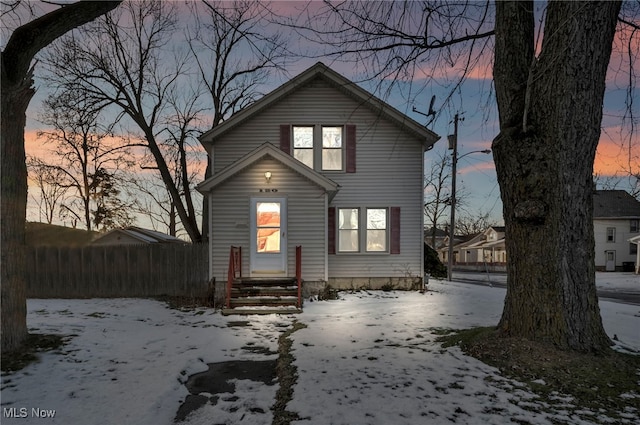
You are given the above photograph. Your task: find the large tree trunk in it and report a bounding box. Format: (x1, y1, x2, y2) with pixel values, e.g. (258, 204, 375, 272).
(1, 1, 121, 353)
(0, 67, 33, 353)
(492, 1, 621, 352)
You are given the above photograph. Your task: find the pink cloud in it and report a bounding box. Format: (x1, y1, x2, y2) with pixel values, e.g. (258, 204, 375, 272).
(457, 161, 495, 176)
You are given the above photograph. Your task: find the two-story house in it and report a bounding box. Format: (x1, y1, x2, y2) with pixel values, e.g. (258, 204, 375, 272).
(438, 226, 507, 272)
(593, 190, 640, 271)
(196, 63, 439, 307)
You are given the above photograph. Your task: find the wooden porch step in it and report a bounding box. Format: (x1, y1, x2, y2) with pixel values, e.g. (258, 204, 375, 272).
(231, 286, 298, 297)
(229, 297, 298, 307)
(224, 274, 302, 315)
(221, 307, 302, 316)
(234, 277, 297, 287)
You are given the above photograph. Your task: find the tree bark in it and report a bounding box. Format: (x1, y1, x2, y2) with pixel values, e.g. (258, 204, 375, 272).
(1, 1, 121, 353)
(492, 1, 621, 352)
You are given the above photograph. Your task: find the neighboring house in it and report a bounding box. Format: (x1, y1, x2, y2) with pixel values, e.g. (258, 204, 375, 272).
(438, 226, 506, 270)
(424, 227, 448, 249)
(91, 226, 187, 246)
(197, 62, 439, 293)
(629, 235, 640, 274)
(594, 190, 640, 272)
(437, 191, 640, 273)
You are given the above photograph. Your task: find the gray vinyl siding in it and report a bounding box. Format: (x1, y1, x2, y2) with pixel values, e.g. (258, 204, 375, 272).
(209, 157, 327, 283)
(329, 118, 424, 278)
(211, 77, 425, 280)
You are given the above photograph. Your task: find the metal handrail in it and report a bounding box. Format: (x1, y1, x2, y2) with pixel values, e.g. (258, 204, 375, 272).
(295, 245, 302, 308)
(226, 246, 242, 308)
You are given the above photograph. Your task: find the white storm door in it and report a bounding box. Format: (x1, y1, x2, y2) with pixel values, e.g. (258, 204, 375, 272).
(250, 197, 287, 276)
(605, 250, 616, 272)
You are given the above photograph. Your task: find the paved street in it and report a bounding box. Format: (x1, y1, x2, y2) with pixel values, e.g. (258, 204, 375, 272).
(450, 271, 640, 305)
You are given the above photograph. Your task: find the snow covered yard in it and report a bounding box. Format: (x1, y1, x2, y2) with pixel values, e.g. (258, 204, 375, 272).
(1, 276, 639, 425)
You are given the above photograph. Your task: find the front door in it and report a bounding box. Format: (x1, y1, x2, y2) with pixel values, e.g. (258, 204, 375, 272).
(605, 250, 616, 272)
(250, 197, 287, 276)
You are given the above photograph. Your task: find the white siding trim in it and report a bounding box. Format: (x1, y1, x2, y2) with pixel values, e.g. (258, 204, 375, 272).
(324, 193, 329, 281)
(208, 194, 214, 280)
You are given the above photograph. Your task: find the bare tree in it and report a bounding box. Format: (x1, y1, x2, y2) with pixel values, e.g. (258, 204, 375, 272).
(424, 151, 452, 248)
(455, 212, 498, 237)
(43, 0, 203, 242)
(27, 156, 69, 224)
(186, 0, 290, 238)
(293, 1, 637, 352)
(35, 90, 136, 231)
(1, 0, 121, 352)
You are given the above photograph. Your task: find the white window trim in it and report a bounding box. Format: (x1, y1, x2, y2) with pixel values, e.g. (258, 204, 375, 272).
(606, 227, 616, 243)
(337, 207, 360, 253)
(292, 124, 345, 172)
(336, 206, 391, 254)
(365, 207, 389, 253)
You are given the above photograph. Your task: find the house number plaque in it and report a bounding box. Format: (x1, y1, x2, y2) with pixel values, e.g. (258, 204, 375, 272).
(259, 188, 278, 192)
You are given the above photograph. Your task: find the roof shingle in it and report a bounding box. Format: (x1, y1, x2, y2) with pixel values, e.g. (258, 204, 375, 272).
(593, 190, 640, 218)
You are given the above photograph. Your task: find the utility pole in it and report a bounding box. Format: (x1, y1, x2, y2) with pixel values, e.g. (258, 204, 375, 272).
(447, 114, 460, 282)
(446, 114, 491, 282)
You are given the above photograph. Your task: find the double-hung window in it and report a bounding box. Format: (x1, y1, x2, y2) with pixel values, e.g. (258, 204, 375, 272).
(293, 126, 314, 168)
(338, 208, 359, 252)
(330, 206, 399, 255)
(322, 126, 343, 170)
(338, 207, 389, 253)
(606, 227, 616, 243)
(291, 125, 344, 171)
(366, 208, 387, 252)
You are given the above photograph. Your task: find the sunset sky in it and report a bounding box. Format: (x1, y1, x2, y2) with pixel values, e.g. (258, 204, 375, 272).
(14, 1, 640, 230)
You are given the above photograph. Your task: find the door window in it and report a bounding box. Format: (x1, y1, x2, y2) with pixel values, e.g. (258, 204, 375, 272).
(256, 202, 281, 253)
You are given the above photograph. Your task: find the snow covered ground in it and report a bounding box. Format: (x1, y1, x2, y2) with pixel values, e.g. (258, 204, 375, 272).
(1, 274, 638, 425)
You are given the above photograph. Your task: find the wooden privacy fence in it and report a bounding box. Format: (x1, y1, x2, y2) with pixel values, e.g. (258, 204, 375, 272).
(26, 244, 210, 298)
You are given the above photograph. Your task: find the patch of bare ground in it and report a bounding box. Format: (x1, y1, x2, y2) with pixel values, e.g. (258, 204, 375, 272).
(272, 321, 307, 425)
(438, 327, 640, 423)
(1, 334, 65, 373)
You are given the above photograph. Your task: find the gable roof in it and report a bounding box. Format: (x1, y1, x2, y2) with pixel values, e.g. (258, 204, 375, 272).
(196, 142, 340, 198)
(593, 190, 640, 218)
(91, 226, 186, 245)
(199, 62, 439, 149)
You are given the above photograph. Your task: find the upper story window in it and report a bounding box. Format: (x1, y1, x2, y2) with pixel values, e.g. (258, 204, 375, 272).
(322, 127, 343, 170)
(292, 125, 344, 171)
(293, 126, 314, 168)
(284, 124, 355, 173)
(606, 227, 616, 243)
(631, 219, 639, 233)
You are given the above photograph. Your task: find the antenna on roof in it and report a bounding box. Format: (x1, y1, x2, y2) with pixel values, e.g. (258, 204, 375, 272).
(413, 95, 437, 127)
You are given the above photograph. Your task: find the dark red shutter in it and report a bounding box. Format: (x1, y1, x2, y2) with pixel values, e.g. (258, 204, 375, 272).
(280, 125, 291, 154)
(345, 124, 356, 173)
(328, 207, 336, 254)
(390, 207, 400, 254)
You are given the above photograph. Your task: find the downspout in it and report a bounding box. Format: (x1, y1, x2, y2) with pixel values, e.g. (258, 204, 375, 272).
(208, 146, 215, 282)
(324, 193, 329, 282)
